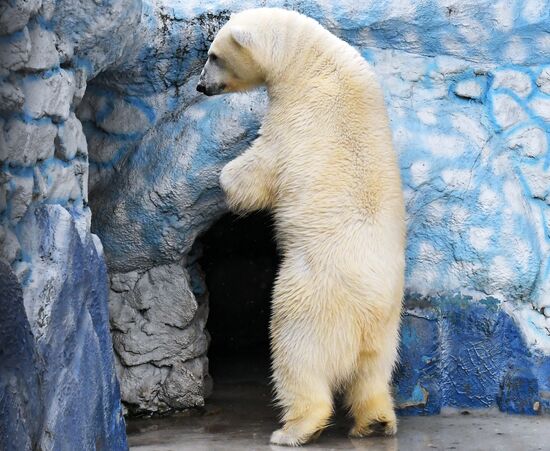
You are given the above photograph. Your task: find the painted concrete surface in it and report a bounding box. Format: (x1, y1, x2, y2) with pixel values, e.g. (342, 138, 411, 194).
(127, 379, 550, 451)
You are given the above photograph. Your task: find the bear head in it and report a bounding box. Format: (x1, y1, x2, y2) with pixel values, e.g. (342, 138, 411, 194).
(197, 8, 306, 96)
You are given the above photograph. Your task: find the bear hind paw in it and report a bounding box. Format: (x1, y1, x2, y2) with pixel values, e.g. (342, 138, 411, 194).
(349, 417, 397, 438)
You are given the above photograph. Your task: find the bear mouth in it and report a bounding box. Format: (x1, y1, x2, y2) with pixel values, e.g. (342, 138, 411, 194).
(196, 83, 226, 96)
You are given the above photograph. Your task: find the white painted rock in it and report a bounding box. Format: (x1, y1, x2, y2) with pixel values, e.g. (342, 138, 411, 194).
(454, 79, 484, 100)
(0, 27, 31, 72)
(22, 69, 75, 120)
(536, 67, 550, 95)
(491, 92, 528, 129)
(506, 126, 547, 158)
(2, 118, 57, 165)
(25, 23, 59, 71)
(529, 96, 550, 122)
(0, 0, 41, 35)
(492, 69, 532, 97)
(55, 113, 87, 161)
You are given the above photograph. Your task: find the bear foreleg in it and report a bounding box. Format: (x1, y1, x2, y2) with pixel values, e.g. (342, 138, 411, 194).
(219, 141, 275, 213)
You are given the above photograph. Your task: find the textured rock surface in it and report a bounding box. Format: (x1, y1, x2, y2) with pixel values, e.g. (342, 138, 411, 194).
(82, 0, 550, 416)
(0, 260, 41, 451)
(0, 0, 139, 447)
(17, 206, 127, 449)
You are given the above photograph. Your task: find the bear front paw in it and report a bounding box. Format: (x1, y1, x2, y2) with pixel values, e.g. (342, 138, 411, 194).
(219, 169, 229, 192)
(349, 415, 397, 438)
(219, 160, 242, 209)
(219, 160, 238, 194)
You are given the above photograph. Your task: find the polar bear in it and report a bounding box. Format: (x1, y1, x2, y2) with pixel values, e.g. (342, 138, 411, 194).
(197, 8, 405, 446)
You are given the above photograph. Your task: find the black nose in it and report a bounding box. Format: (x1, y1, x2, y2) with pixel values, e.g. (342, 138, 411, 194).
(196, 83, 206, 93)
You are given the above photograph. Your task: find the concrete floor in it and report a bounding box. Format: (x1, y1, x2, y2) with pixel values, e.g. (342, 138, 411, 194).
(127, 377, 550, 451)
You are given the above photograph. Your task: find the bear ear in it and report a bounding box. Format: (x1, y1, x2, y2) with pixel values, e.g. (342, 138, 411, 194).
(231, 26, 254, 48)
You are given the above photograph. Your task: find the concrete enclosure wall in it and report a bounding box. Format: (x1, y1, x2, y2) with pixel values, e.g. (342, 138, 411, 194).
(1, 0, 550, 448)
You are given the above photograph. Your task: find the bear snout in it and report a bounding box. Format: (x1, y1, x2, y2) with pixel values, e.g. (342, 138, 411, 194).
(196, 82, 206, 93)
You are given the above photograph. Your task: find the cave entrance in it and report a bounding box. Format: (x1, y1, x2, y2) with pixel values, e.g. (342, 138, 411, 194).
(199, 211, 279, 384)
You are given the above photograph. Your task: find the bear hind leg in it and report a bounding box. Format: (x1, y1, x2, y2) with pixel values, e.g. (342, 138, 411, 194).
(270, 370, 333, 446)
(270, 397, 333, 446)
(346, 350, 397, 438)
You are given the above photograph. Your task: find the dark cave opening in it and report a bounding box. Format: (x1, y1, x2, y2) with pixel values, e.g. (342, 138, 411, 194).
(199, 212, 279, 383)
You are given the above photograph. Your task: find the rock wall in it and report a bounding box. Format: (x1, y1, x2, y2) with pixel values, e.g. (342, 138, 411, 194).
(0, 0, 141, 447)
(85, 0, 550, 416)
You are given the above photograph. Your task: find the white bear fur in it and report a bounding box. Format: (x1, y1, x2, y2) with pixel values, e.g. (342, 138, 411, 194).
(205, 8, 406, 446)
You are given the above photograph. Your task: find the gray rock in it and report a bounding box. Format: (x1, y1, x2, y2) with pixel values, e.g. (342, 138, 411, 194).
(2, 118, 57, 165)
(134, 265, 198, 328)
(116, 362, 169, 414)
(108, 263, 210, 414)
(55, 113, 87, 161)
(115, 347, 210, 415)
(0, 26, 31, 71)
(0, 0, 41, 36)
(0, 79, 24, 112)
(7, 174, 33, 222)
(110, 264, 203, 366)
(160, 356, 211, 410)
(22, 69, 75, 120)
(25, 23, 59, 71)
(110, 270, 141, 293)
(96, 96, 153, 135)
(72, 68, 87, 105)
(0, 228, 20, 263)
(40, 159, 83, 202)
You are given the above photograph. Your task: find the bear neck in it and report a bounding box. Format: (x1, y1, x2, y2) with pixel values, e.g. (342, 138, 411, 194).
(265, 44, 370, 104)
(264, 21, 369, 102)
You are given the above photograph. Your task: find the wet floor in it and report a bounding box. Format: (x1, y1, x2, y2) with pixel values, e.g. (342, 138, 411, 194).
(127, 377, 550, 451)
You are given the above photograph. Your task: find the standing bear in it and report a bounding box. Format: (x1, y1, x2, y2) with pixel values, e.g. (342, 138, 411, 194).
(197, 7, 405, 446)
